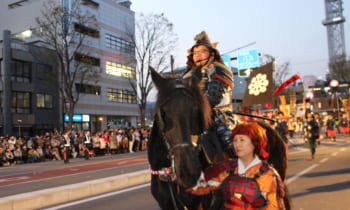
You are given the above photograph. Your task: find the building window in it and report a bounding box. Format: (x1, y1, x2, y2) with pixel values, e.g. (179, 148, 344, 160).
(36, 63, 54, 81)
(12, 91, 31, 114)
(36, 93, 53, 109)
(106, 61, 135, 79)
(107, 88, 137, 104)
(74, 23, 100, 38)
(105, 34, 134, 55)
(11, 60, 31, 83)
(75, 53, 100, 66)
(76, 83, 101, 95)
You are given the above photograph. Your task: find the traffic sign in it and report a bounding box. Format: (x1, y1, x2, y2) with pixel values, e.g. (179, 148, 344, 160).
(238, 68, 251, 77)
(237, 49, 260, 70)
(221, 54, 231, 69)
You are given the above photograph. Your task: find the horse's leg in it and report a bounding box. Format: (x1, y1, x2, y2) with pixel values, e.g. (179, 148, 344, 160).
(199, 190, 223, 210)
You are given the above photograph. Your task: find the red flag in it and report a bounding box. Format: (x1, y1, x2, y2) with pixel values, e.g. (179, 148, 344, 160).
(273, 74, 301, 96)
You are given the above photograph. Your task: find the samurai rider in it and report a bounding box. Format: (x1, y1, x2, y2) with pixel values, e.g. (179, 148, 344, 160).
(183, 31, 235, 156)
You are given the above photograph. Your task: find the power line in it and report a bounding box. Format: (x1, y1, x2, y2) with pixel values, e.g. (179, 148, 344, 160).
(221, 41, 257, 55)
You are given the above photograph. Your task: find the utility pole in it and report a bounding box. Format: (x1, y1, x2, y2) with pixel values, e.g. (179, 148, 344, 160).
(170, 55, 174, 73)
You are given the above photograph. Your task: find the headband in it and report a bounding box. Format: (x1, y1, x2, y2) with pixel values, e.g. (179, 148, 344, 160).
(233, 130, 254, 140)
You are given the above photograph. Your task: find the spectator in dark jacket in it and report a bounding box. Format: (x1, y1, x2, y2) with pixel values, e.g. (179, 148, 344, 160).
(305, 113, 320, 160)
(276, 112, 288, 145)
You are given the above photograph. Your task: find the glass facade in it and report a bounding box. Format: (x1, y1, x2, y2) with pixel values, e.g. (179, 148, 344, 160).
(105, 33, 134, 55)
(107, 88, 136, 104)
(106, 61, 135, 79)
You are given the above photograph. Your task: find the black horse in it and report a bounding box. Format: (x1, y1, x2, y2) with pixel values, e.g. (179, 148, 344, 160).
(148, 67, 290, 210)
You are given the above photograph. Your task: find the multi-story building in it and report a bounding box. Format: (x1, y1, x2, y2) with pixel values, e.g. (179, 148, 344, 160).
(0, 0, 137, 136)
(0, 31, 60, 136)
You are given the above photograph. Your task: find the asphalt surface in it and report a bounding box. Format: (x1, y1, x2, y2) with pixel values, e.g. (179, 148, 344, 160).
(0, 151, 150, 210)
(0, 134, 348, 210)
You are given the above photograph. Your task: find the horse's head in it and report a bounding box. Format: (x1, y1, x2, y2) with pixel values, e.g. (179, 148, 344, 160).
(149, 66, 212, 188)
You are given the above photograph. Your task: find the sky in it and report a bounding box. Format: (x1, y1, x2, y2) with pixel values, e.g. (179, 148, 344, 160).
(131, 0, 350, 80)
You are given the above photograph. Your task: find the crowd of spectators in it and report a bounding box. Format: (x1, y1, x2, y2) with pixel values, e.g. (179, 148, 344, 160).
(267, 111, 350, 142)
(240, 111, 350, 143)
(2, 112, 348, 167)
(0, 127, 151, 167)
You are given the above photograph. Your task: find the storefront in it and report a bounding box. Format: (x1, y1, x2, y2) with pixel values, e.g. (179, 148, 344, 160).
(64, 114, 91, 131)
(63, 114, 137, 132)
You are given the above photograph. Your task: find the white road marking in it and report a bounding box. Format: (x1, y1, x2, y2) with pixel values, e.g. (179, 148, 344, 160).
(286, 145, 347, 185)
(319, 158, 328, 163)
(0, 176, 30, 182)
(286, 164, 319, 185)
(43, 183, 151, 210)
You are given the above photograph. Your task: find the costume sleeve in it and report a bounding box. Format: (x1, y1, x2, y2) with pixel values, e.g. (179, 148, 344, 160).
(206, 62, 233, 107)
(205, 160, 236, 180)
(258, 169, 286, 210)
(187, 160, 235, 196)
(186, 171, 228, 195)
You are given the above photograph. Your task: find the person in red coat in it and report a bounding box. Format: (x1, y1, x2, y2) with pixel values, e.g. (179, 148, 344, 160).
(188, 122, 289, 209)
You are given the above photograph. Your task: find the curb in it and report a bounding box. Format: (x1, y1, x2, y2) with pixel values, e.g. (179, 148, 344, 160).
(0, 170, 150, 210)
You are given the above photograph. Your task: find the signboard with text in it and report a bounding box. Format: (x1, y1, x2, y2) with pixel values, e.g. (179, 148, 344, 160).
(221, 54, 231, 69)
(237, 49, 260, 70)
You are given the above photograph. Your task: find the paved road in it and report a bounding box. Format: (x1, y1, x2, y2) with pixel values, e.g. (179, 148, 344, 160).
(43, 136, 350, 210)
(0, 151, 148, 198)
(1, 135, 349, 210)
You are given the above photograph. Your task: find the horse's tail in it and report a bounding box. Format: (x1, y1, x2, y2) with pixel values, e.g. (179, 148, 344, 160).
(257, 121, 291, 210)
(257, 121, 288, 180)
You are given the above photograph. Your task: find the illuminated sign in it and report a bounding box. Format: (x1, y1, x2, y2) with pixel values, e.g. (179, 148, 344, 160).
(64, 114, 90, 122)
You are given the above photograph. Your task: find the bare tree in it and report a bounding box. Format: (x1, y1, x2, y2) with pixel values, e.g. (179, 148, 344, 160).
(329, 54, 350, 83)
(126, 13, 178, 126)
(35, 0, 100, 130)
(275, 62, 290, 86)
(260, 54, 290, 87)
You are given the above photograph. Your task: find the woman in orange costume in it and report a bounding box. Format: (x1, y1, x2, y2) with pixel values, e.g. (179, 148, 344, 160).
(194, 122, 289, 209)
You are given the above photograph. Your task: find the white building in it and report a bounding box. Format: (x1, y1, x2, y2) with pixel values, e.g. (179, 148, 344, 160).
(0, 0, 137, 133)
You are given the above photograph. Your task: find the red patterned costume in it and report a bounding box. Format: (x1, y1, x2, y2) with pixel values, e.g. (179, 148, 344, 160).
(186, 121, 289, 209)
(203, 159, 285, 210)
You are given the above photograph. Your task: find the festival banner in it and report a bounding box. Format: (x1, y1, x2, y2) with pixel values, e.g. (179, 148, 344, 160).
(242, 62, 273, 107)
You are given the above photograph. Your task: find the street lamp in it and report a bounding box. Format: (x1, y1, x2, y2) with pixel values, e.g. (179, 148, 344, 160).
(304, 91, 314, 117)
(17, 119, 22, 137)
(330, 79, 341, 120)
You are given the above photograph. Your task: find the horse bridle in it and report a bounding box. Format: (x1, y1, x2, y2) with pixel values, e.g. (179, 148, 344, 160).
(151, 79, 205, 210)
(151, 79, 203, 175)
(156, 80, 202, 156)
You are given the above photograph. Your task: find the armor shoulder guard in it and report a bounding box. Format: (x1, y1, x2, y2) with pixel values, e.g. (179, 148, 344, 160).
(213, 62, 234, 88)
(206, 62, 233, 107)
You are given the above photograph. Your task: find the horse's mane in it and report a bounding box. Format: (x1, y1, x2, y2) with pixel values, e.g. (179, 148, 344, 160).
(155, 74, 212, 131)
